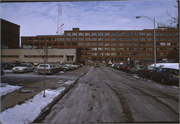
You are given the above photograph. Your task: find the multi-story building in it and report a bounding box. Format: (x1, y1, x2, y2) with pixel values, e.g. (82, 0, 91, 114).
(1, 18, 20, 49)
(21, 27, 179, 63)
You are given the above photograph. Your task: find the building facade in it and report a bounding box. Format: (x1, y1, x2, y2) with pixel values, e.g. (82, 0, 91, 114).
(1, 18, 20, 49)
(21, 27, 179, 63)
(1, 49, 80, 64)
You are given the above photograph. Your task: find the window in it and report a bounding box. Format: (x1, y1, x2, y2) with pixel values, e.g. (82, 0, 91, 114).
(98, 43, 103, 46)
(167, 33, 172, 36)
(118, 48, 124, 51)
(85, 38, 90, 41)
(59, 43, 64, 46)
(147, 38, 153, 41)
(174, 38, 179, 41)
(79, 38, 84, 41)
(118, 43, 124, 46)
(79, 43, 84, 46)
(92, 48, 97, 51)
(160, 43, 166, 46)
(132, 38, 138, 41)
(98, 53, 103, 56)
(66, 38, 71, 41)
(111, 53, 116, 56)
(111, 32, 116, 36)
(53, 38, 58, 41)
(167, 43, 172, 46)
(34, 43, 39, 46)
(140, 38, 145, 41)
(72, 33, 77, 36)
(92, 43, 97, 46)
(105, 48, 110, 51)
(85, 52, 90, 55)
(67, 56, 74, 61)
(92, 38, 97, 41)
(156, 43, 160, 45)
(111, 48, 116, 51)
(105, 53, 110, 56)
(125, 32, 131, 36)
(72, 38, 77, 41)
(140, 33, 146, 36)
(53, 43, 58, 46)
(174, 32, 179, 36)
(85, 43, 90, 46)
(161, 48, 166, 51)
(133, 33, 138, 36)
(118, 38, 124, 41)
(28, 38, 33, 41)
(79, 33, 84, 36)
(125, 43, 131, 46)
(133, 52, 138, 55)
(125, 53, 131, 55)
(140, 53, 146, 56)
(98, 48, 103, 51)
(105, 33, 110, 36)
(133, 47, 138, 51)
(92, 33, 97, 36)
(147, 48, 153, 51)
(161, 33, 166, 36)
(111, 43, 116, 46)
(111, 38, 116, 41)
(22, 38, 27, 41)
(118, 32, 124, 36)
(98, 33, 103, 36)
(156, 38, 159, 41)
(167, 38, 172, 41)
(167, 48, 172, 51)
(85, 33, 90, 36)
(85, 48, 90, 51)
(125, 47, 131, 51)
(147, 43, 153, 46)
(105, 38, 110, 41)
(125, 38, 131, 41)
(140, 48, 146, 51)
(105, 43, 110, 46)
(174, 43, 179, 46)
(147, 53, 153, 56)
(147, 33, 153, 36)
(34, 38, 39, 41)
(118, 52, 124, 55)
(92, 53, 97, 56)
(66, 43, 71, 46)
(160, 53, 166, 56)
(161, 38, 166, 41)
(140, 43, 146, 46)
(47, 38, 51, 41)
(66, 33, 71, 36)
(47, 43, 51, 46)
(132, 43, 138, 46)
(98, 38, 103, 41)
(156, 33, 159, 36)
(72, 43, 77, 46)
(59, 38, 64, 41)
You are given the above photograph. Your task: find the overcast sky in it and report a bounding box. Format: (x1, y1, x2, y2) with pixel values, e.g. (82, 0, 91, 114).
(0, 0, 178, 37)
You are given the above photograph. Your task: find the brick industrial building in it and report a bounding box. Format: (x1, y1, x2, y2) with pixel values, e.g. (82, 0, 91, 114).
(21, 27, 179, 63)
(1, 18, 20, 49)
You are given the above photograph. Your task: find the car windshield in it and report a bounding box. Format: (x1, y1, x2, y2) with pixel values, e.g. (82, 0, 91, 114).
(168, 69, 179, 75)
(39, 65, 49, 67)
(17, 64, 27, 67)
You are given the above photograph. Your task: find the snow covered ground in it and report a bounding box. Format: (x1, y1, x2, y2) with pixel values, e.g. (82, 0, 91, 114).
(0, 83, 22, 96)
(0, 80, 75, 124)
(150, 63, 179, 70)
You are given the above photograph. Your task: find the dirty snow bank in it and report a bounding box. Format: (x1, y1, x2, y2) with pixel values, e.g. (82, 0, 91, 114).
(0, 87, 66, 124)
(150, 63, 179, 70)
(0, 84, 22, 96)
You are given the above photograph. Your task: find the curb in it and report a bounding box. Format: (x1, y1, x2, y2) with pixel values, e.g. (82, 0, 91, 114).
(33, 70, 88, 123)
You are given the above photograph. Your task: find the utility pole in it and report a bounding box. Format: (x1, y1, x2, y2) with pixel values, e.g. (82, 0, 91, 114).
(56, 2, 64, 35)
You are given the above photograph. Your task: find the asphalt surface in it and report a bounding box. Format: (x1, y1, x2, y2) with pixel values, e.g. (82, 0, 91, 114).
(43, 65, 179, 123)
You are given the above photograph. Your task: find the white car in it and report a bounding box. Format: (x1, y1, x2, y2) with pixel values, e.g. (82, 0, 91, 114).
(12, 63, 34, 73)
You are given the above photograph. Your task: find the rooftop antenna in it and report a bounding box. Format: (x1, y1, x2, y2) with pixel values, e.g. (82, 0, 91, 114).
(56, 2, 64, 35)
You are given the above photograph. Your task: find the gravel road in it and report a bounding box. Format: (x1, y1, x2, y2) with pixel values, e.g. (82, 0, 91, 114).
(43, 65, 179, 123)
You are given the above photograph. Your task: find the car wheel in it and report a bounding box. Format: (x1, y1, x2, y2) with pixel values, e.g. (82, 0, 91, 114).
(161, 77, 166, 84)
(24, 70, 27, 73)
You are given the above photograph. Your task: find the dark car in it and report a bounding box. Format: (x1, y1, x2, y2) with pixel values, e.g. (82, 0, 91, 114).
(77, 63, 83, 67)
(4, 62, 13, 69)
(1, 61, 5, 70)
(95, 63, 100, 67)
(122, 64, 133, 73)
(11, 61, 21, 67)
(151, 68, 179, 84)
(120, 65, 126, 71)
(138, 66, 157, 78)
(1, 69, 4, 76)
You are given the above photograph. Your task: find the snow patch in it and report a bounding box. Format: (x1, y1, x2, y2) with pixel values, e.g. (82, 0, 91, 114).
(3, 70, 12, 72)
(0, 84, 22, 96)
(0, 87, 65, 124)
(63, 80, 74, 85)
(59, 71, 64, 74)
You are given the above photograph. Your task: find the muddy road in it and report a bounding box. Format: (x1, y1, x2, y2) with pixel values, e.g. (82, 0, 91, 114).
(43, 65, 179, 123)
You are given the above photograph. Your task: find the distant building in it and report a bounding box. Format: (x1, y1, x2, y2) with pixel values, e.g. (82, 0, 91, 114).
(1, 18, 20, 49)
(21, 27, 179, 63)
(1, 49, 81, 64)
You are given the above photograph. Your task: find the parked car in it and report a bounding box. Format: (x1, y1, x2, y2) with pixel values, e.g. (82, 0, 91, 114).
(33, 62, 40, 66)
(4, 62, 13, 69)
(138, 66, 158, 78)
(130, 65, 145, 74)
(122, 64, 133, 73)
(36, 64, 58, 74)
(1, 61, 5, 70)
(119, 65, 126, 71)
(77, 63, 83, 67)
(1, 69, 4, 76)
(95, 63, 100, 67)
(11, 61, 21, 67)
(151, 68, 179, 84)
(12, 63, 34, 73)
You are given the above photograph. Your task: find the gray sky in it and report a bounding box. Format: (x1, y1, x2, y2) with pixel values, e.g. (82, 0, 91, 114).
(1, 0, 178, 37)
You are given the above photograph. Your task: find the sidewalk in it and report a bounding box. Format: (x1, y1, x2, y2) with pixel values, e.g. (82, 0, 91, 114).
(0, 66, 90, 124)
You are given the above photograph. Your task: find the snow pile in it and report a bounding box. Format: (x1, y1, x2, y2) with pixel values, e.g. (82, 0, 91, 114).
(0, 84, 22, 96)
(63, 80, 74, 85)
(3, 70, 12, 72)
(150, 63, 179, 70)
(0, 87, 65, 124)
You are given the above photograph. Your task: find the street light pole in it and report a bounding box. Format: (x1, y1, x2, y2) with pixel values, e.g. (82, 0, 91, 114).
(136, 16, 156, 67)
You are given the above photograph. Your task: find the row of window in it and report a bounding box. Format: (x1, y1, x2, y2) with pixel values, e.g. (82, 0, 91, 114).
(24, 55, 64, 58)
(84, 57, 154, 61)
(65, 32, 178, 36)
(22, 37, 179, 42)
